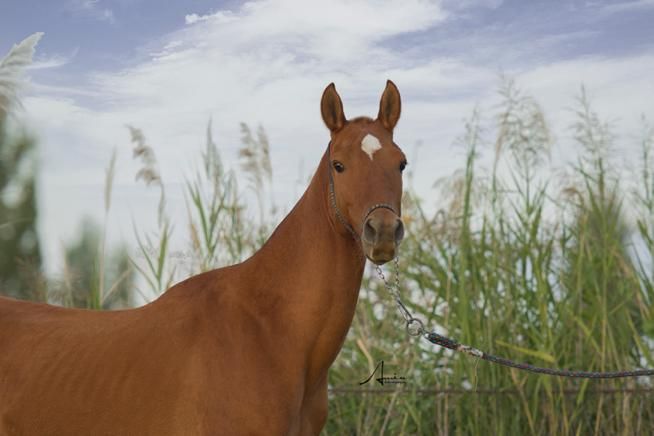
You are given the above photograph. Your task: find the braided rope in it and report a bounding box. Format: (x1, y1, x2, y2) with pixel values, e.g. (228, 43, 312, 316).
(425, 332, 654, 378)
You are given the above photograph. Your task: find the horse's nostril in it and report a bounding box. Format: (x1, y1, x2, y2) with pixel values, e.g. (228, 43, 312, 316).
(394, 219, 405, 243)
(363, 218, 377, 242)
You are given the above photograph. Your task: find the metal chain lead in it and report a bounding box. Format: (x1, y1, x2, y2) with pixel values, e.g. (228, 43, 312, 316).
(374, 258, 654, 378)
(375, 257, 425, 337)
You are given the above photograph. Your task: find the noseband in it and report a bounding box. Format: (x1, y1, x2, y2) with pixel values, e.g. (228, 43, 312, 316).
(326, 142, 398, 240)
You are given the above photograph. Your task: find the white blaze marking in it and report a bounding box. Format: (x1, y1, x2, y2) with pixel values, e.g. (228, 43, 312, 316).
(361, 134, 382, 160)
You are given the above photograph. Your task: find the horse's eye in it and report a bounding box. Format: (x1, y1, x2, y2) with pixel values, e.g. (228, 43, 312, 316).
(333, 161, 345, 173)
(399, 160, 408, 172)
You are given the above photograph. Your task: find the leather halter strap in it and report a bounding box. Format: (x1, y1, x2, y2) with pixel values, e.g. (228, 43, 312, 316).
(326, 142, 398, 240)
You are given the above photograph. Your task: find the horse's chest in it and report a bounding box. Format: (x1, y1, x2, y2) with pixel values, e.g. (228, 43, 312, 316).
(194, 356, 308, 434)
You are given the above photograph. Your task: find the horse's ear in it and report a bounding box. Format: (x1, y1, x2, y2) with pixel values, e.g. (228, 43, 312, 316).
(377, 80, 401, 131)
(321, 83, 346, 132)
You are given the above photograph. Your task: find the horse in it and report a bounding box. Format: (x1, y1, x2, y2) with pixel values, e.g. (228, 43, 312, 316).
(0, 80, 407, 435)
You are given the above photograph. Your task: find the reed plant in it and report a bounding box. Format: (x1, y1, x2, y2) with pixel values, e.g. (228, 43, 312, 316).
(0, 33, 44, 301)
(129, 120, 277, 300)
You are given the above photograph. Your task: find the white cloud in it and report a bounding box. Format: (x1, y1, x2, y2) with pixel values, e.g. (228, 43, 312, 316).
(184, 12, 229, 25)
(443, 0, 504, 10)
(67, 0, 115, 23)
(517, 54, 654, 138)
(597, 0, 654, 14)
(21, 0, 654, 275)
(178, 0, 446, 62)
(29, 48, 78, 70)
(27, 0, 452, 272)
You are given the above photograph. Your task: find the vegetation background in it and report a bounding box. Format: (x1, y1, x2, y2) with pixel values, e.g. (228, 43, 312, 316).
(2, 34, 654, 435)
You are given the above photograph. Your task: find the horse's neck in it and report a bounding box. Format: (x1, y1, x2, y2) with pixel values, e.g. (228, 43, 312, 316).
(243, 150, 366, 378)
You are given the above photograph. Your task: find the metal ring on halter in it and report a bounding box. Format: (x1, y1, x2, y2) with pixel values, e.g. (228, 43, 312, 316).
(406, 318, 425, 337)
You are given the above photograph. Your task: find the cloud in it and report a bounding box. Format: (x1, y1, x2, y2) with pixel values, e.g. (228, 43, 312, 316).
(597, 0, 654, 14)
(443, 0, 504, 10)
(516, 54, 654, 154)
(32, 0, 459, 192)
(21, 0, 654, 274)
(28, 48, 78, 70)
(180, 0, 446, 62)
(67, 0, 115, 23)
(184, 12, 226, 25)
(24, 0, 455, 271)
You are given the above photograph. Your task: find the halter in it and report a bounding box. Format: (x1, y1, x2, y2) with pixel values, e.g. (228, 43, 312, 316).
(326, 141, 398, 241)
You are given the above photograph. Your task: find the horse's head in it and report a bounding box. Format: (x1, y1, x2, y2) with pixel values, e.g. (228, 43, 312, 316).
(321, 80, 406, 265)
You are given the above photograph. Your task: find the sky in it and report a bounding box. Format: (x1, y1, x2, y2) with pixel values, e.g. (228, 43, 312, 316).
(1, 0, 653, 277)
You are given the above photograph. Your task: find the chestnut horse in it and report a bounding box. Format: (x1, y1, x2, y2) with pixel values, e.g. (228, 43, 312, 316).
(0, 81, 407, 435)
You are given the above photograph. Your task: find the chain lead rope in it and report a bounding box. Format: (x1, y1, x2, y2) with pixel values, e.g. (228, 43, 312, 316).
(375, 258, 654, 379)
(375, 258, 426, 338)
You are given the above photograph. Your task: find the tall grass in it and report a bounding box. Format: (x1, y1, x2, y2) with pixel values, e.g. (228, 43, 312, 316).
(0, 32, 43, 120)
(0, 33, 44, 301)
(129, 120, 277, 298)
(186, 119, 269, 272)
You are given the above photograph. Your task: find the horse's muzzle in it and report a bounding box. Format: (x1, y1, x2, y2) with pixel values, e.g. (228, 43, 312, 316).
(361, 208, 404, 265)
